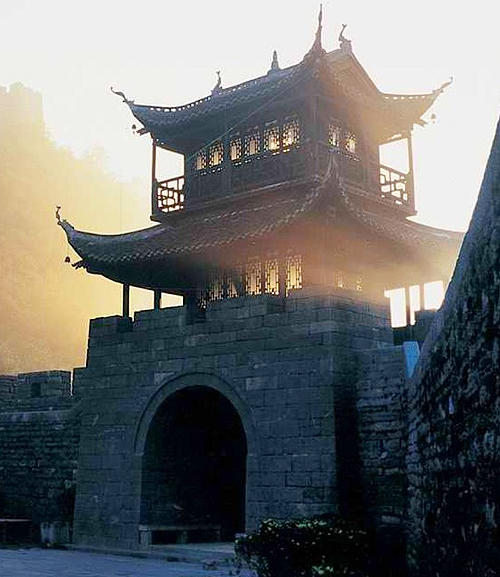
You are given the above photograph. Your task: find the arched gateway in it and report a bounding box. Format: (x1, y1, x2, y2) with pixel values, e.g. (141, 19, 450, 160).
(134, 374, 253, 544)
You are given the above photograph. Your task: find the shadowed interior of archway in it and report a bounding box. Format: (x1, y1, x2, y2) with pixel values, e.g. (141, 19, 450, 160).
(140, 385, 247, 543)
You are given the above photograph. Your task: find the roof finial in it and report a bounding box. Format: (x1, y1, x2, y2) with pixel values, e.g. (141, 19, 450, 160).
(338, 24, 352, 52)
(55, 205, 62, 224)
(314, 4, 323, 51)
(433, 76, 453, 95)
(110, 87, 133, 104)
(268, 50, 281, 74)
(303, 4, 326, 62)
(211, 71, 223, 95)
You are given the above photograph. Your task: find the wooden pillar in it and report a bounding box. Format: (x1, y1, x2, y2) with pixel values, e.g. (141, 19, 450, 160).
(151, 140, 157, 214)
(406, 131, 416, 212)
(278, 255, 287, 298)
(153, 290, 161, 310)
(122, 284, 130, 318)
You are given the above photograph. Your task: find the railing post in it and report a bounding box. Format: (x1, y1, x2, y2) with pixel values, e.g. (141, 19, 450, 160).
(151, 140, 157, 214)
(153, 290, 161, 310)
(405, 131, 416, 212)
(122, 284, 130, 318)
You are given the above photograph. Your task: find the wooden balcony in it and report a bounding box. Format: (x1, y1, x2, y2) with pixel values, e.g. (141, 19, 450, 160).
(154, 175, 185, 213)
(379, 164, 411, 208)
(152, 153, 413, 216)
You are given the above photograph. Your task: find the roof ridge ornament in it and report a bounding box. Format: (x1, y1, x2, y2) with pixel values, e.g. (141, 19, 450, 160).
(338, 24, 352, 52)
(302, 5, 326, 63)
(433, 76, 453, 95)
(110, 87, 134, 104)
(268, 50, 281, 74)
(211, 71, 223, 96)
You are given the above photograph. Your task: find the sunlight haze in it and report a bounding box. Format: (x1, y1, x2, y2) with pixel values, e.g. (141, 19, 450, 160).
(1, 0, 499, 372)
(2, 1, 499, 231)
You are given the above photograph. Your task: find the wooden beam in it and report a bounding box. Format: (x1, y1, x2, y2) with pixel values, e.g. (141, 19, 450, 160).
(153, 290, 162, 310)
(122, 284, 130, 318)
(405, 131, 416, 212)
(151, 140, 157, 214)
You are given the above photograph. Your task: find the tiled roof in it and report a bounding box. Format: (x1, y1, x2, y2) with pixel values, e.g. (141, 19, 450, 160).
(61, 174, 462, 276)
(124, 49, 446, 146)
(128, 64, 304, 134)
(61, 181, 323, 268)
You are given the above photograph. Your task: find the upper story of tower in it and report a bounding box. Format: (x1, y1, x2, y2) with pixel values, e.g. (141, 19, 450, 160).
(115, 15, 449, 221)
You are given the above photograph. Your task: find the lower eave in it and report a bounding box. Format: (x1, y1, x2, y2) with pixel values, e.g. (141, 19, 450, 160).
(60, 174, 463, 291)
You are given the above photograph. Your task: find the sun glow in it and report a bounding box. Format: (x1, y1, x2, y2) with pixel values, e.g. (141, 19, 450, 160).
(385, 281, 445, 328)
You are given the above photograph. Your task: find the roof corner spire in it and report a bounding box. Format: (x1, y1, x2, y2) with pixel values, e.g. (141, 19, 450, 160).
(110, 87, 134, 104)
(433, 76, 453, 95)
(338, 24, 352, 52)
(211, 71, 223, 96)
(314, 4, 323, 52)
(268, 50, 281, 74)
(302, 4, 326, 63)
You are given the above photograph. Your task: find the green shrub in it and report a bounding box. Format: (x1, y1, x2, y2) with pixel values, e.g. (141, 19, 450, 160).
(235, 515, 372, 577)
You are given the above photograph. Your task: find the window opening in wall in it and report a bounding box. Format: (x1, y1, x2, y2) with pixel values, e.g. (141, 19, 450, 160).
(245, 261, 262, 295)
(385, 281, 445, 327)
(286, 255, 302, 293)
(355, 275, 363, 292)
(282, 116, 300, 151)
(264, 259, 279, 294)
(195, 150, 206, 171)
(264, 121, 280, 153)
(230, 135, 242, 162)
(209, 142, 224, 167)
(345, 132, 357, 153)
(328, 124, 341, 148)
(245, 128, 261, 157)
(336, 271, 345, 289)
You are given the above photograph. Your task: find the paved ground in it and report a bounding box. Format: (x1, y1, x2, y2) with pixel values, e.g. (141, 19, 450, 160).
(0, 547, 255, 577)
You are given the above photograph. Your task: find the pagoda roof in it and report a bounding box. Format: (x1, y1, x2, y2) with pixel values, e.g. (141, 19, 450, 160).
(121, 45, 449, 150)
(59, 168, 463, 291)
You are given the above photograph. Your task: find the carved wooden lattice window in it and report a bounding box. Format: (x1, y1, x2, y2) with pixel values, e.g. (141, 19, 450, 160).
(245, 128, 261, 157)
(328, 124, 341, 148)
(230, 135, 242, 162)
(345, 132, 357, 153)
(264, 259, 279, 294)
(245, 261, 262, 295)
(209, 141, 224, 167)
(209, 273, 225, 301)
(231, 265, 245, 297)
(282, 116, 300, 151)
(286, 255, 302, 293)
(195, 150, 206, 170)
(264, 121, 280, 153)
(227, 274, 239, 298)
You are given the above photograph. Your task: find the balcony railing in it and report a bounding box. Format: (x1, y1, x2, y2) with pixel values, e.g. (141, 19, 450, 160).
(155, 175, 185, 212)
(379, 164, 410, 207)
(153, 157, 413, 215)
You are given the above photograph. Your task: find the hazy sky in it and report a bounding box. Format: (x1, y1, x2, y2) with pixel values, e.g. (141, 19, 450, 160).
(2, 0, 500, 232)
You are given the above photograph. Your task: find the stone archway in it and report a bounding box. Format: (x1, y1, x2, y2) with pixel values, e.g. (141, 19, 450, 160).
(137, 377, 250, 543)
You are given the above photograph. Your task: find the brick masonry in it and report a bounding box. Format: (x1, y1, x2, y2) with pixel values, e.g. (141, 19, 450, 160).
(71, 289, 396, 549)
(406, 116, 500, 576)
(0, 371, 80, 523)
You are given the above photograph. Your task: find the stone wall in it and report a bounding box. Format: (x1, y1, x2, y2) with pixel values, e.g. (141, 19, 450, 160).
(0, 371, 80, 525)
(407, 117, 500, 576)
(357, 346, 406, 528)
(356, 346, 408, 575)
(72, 290, 393, 549)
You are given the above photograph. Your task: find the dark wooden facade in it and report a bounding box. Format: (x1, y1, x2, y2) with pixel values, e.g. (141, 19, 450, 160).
(61, 20, 461, 314)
